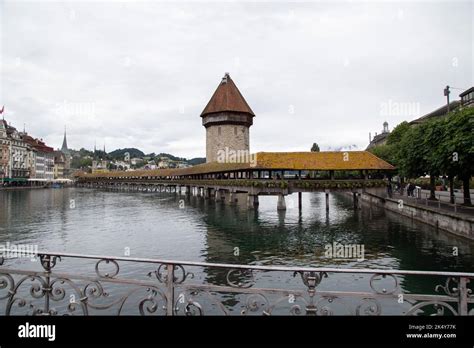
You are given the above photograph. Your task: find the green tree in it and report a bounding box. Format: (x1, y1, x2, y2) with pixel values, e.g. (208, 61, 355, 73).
(369, 144, 396, 166)
(386, 121, 410, 145)
(395, 108, 473, 205)
(368, 121, 410, 170)
(442, 108, 474, 205)
(396, 123, 428, 179)
(430, 116, 456, 202)
(131, 160, 145, 169)
(311, 143, 320, 152)
(422, 118, 445, 200)
(80, 158, 92, 168)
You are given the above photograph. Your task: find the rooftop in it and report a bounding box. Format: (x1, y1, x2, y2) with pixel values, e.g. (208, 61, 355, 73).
(409, 100, 461, 125)
(200, 73, 255, 117)
(78, 151, 395, 178)
(22, 135, 54, 153)
(459, 86, 474, 98)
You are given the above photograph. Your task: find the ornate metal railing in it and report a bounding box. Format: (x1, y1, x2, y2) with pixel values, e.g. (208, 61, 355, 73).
(0, 250, 472, 316)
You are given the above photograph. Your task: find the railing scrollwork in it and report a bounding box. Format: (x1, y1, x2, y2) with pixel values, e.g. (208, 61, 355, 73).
(0, 249, 472, 316)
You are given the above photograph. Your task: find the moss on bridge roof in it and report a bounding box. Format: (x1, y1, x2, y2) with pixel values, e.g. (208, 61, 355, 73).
(77, 151, 395, 179)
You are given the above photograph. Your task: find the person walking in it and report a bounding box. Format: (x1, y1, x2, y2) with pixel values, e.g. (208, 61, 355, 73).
(387, 181, 393, 198)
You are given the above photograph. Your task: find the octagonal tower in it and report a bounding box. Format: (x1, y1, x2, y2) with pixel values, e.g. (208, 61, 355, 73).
(201, 73, 255, 163)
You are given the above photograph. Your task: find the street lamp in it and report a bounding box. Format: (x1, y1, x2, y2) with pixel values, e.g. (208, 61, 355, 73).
(444, 85, 451, 113)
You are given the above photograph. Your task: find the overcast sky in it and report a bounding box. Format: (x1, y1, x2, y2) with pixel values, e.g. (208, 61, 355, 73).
(1, 0, 472, 158)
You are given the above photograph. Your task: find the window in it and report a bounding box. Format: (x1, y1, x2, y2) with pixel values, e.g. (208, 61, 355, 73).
(218, 127, 221, 136)
(234, 127, 237, 135)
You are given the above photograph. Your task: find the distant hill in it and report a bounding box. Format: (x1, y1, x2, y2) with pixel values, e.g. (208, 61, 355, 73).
(156, 153, 186, 162)
(81, 147, 205, 166)
(155, 153, 205, 165)
(108, 148, 145, 159)
(187, 157, 206, 165)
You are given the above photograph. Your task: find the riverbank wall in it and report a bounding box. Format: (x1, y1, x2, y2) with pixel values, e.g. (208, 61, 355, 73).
(0, 186, 48, 191)
(360, 188, 474, 240)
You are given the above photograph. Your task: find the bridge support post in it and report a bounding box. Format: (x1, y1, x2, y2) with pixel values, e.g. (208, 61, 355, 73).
(325, 190, 330, 212)
(227, 191, 236, 205)
(353, 191, 362, 210)
(277, 194, 286, 211)
(298, 192, 302, 210)
(247, 194, 259, 209)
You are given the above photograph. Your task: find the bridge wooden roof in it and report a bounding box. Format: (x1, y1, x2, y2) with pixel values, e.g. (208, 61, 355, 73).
(77, 151, 394, 179)
(201, 73, 255, 117)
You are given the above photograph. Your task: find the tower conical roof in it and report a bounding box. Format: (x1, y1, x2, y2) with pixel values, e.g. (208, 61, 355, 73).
(61, 127, 69, 153)
(201, 73, 255, 117)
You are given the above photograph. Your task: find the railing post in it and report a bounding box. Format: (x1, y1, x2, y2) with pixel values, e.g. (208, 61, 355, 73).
(39, 254, 56, 316)
(44, 257, 51, 315)
(458, 277, 468, 315)
(166, 264, 175, 316)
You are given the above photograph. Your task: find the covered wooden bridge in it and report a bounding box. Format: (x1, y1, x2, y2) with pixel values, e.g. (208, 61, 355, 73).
(75, 151, 395, 210)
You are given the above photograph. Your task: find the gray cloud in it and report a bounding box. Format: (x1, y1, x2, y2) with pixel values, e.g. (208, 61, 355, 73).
(1, 0, 472, 157)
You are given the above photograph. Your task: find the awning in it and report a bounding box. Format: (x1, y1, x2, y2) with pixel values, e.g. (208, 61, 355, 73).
(2, 178, 28, 182)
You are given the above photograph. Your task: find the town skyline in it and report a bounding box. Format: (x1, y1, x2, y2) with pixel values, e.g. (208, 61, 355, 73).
(2, 1, 472, 158)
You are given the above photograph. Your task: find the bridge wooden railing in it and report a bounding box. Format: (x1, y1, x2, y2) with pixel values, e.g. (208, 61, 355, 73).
(75, 178, 387, 190)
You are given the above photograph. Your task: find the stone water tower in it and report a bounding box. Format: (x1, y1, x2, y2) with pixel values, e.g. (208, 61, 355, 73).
(201, 73, 255, 163)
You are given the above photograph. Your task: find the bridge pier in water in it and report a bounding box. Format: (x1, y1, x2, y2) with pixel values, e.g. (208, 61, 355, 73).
(226, 191, 236, 205)
(206, 188, 214, 200)
(325, 190, 330, 212)
(247, 194, 259, 209)
(352, 191, 362, 210)
(277, 194, 286, 211)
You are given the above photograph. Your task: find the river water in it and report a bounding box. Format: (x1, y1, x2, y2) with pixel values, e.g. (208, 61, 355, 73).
(0, 188, 473, 315)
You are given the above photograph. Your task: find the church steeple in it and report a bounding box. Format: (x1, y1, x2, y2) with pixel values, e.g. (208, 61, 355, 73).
(61, 126, 69, 153)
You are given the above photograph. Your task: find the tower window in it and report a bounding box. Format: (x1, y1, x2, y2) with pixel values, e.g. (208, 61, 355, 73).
(218, 127, 221, 136)
(234, 127, 237, 135)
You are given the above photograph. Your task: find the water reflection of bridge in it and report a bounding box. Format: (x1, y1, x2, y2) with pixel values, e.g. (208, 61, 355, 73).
(180, 192, 474, 309)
